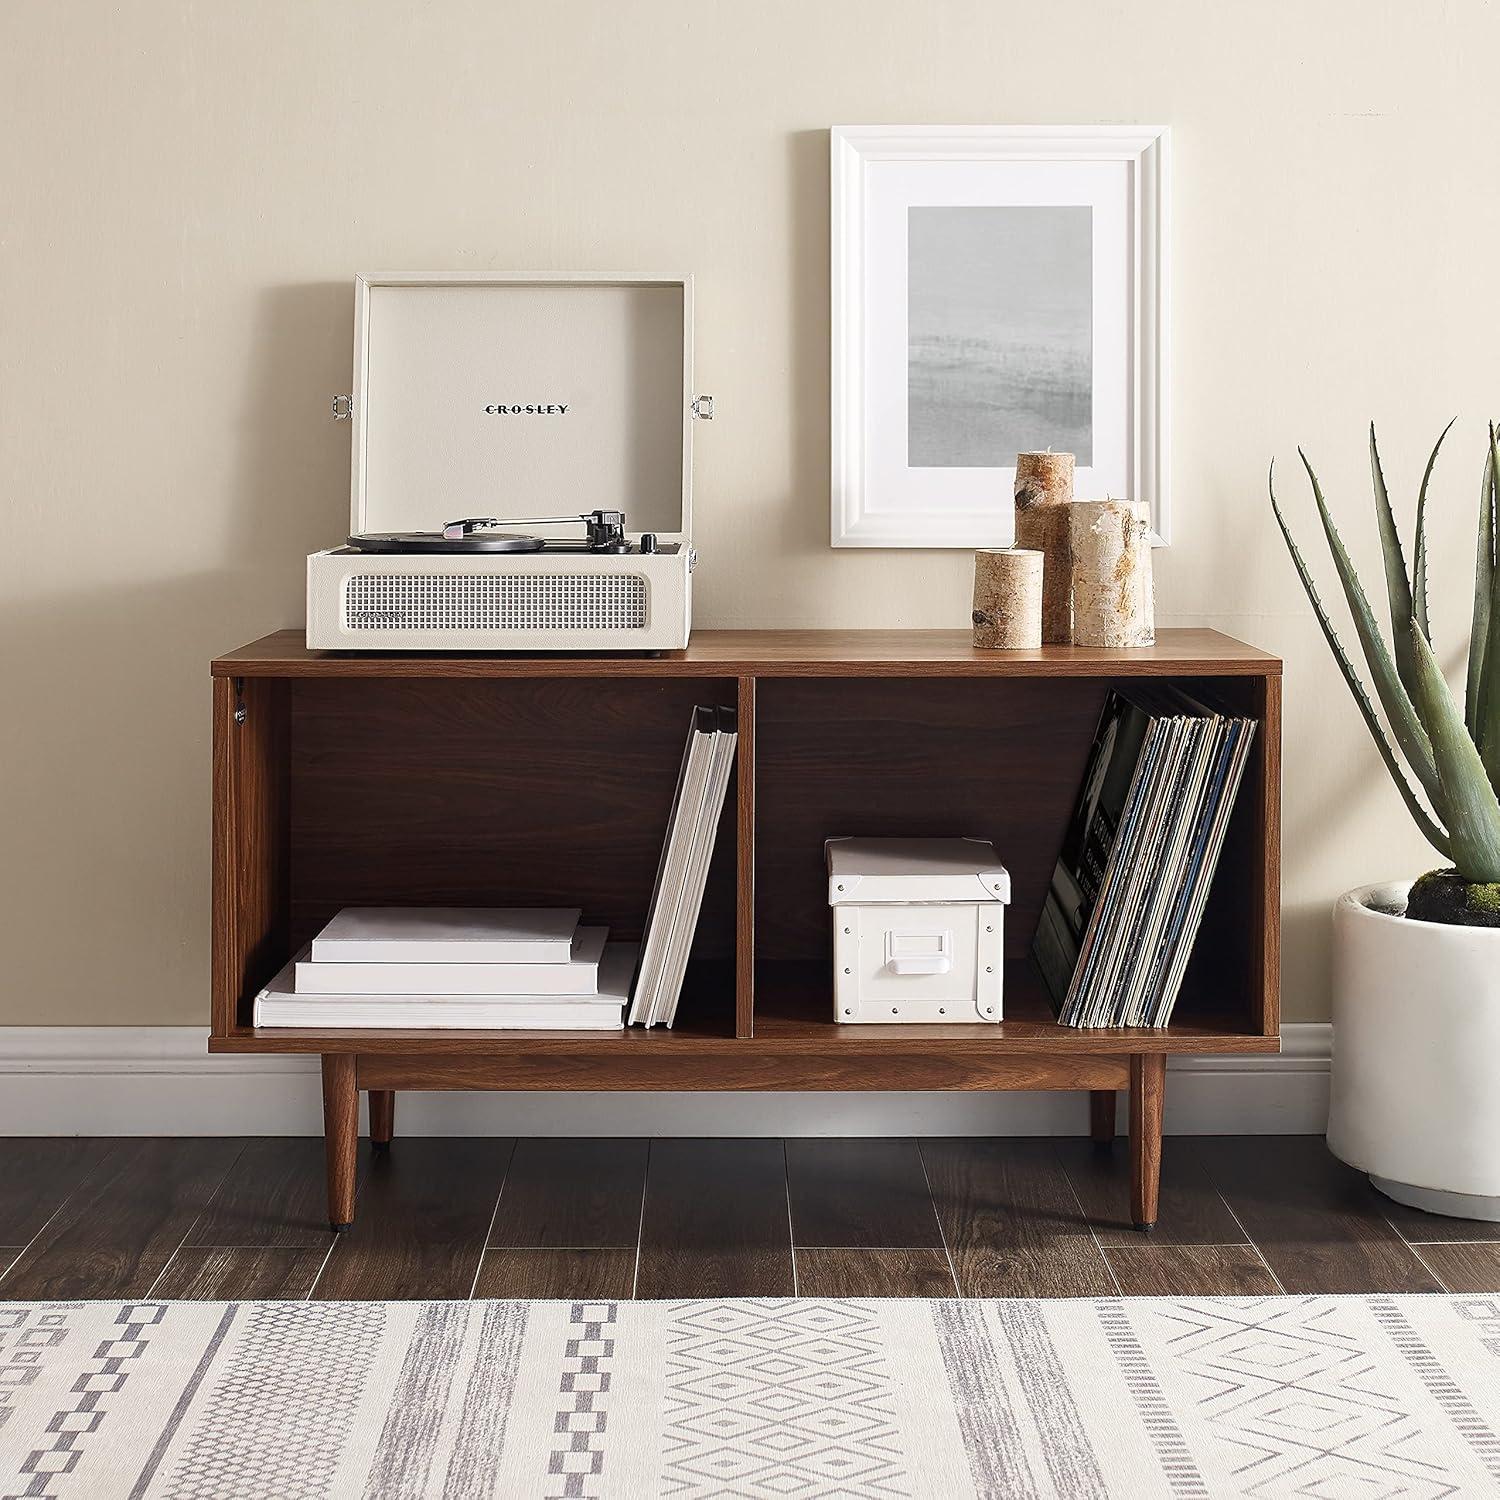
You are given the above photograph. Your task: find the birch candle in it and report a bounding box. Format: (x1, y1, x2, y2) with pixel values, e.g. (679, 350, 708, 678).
(1013, 450, 1075, 508)
(971, 548, 1044, 649)
(1012, 451, 1075, 643)
(1069, 499, 1156, 647)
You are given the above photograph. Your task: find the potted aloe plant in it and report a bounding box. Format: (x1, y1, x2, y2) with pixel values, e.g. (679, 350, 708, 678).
(1273, 422, 1500, 1219)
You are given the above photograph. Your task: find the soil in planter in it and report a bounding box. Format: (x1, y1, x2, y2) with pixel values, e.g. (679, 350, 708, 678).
(1406, 867, 1500, 927)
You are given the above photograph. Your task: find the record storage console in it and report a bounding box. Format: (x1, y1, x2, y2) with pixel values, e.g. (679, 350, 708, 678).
(210, 628, 1282, 1231)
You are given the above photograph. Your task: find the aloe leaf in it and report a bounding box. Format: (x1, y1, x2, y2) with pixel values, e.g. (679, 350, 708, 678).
(1409, 620, 1500, 881)
(1469, 428, 1497, 736)
(1270, 466, 1452, 856)
(1369, 423, 1418, 694)
(1298, 448, 1440, 800)
(1412, 417, 1455, 642)
(1480, 426, 1500, 785)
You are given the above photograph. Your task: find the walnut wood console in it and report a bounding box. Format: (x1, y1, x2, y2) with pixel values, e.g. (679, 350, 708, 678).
(211, 629, 1282, 1232)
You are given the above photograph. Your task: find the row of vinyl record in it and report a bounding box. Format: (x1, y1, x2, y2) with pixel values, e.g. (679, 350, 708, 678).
(253, 706, 736, 1031)
(1033, 685, 1256, 1028)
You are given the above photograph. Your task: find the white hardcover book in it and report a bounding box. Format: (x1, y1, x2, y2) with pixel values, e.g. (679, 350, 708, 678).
(296, 926, 608, 995)
(255, 943, 635, 1030)
(309, 906, 581, 965)
(655, 710, 738, 1027)
(629, 708, 717, 1025)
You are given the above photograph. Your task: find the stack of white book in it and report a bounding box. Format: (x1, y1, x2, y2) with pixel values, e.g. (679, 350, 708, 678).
(253, 908, 633, 1029)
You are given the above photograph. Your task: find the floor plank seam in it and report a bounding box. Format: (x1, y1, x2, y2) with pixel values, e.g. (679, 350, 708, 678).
(468, 1139, 518, 1302)
(1379, 1207, 1428, 1255)
(144, 1141, 249, 1301)
(913, 1141, 962, 1298)
(1402, 1238, 1500, 1247)
(1058, 1140, 1122, 1296)
(781, 1141, 798, 1298)
(1244, 1241, 1287, 1295)
(0, 1140, 142, 1292)
(629, 1141, 651, 1302)
(1401, 1239, 1453, 1294)
(303, 1234, 342, 1303)
(1191, 1143, 1289, 1295)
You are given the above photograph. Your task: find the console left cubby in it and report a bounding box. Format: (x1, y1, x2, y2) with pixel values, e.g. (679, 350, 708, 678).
(211, 670, 742, 1044)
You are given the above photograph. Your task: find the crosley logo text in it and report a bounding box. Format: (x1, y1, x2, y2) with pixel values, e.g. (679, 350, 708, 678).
(484, 403, 569, 415)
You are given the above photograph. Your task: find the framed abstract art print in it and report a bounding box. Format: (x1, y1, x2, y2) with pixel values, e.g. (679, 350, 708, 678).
(830, 125, 1170, 547)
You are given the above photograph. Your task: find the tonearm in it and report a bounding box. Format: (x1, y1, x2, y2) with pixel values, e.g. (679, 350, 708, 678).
(441, 509, 630, 553)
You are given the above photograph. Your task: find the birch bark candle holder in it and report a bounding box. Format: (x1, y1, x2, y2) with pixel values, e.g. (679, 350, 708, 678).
(1012, 451, 1075, 643)
(1070, 499, 1156, 647)
(971, 548, 1044, 649)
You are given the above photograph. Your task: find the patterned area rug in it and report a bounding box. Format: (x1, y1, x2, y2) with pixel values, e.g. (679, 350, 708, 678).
(2, 1295, 1500, 1497)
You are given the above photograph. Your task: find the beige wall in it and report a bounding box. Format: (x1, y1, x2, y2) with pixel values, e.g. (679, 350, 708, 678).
(3, 0, 1493, 1026)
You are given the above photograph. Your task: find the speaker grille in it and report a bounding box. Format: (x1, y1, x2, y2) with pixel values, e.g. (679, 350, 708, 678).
(345, 574, 648, 631)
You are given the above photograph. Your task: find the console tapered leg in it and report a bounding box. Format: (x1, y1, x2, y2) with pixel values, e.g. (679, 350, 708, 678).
(369, 1090, 395, 1153)
(322, 1054, 358, 1231)
(1129, 1054, 1165, 1232)
(1089, 1089, 1117, 1147)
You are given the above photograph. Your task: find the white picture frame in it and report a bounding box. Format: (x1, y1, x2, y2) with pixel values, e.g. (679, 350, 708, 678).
(831, 125, 1171, 548)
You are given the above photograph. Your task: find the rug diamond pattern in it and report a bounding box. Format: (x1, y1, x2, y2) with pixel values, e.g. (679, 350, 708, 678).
(661, 1300, 909, 1500)
(1151, 1298, 1465, 1499)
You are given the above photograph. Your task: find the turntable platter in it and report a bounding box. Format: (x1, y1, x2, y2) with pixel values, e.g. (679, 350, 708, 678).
(347, 531, 546, 555)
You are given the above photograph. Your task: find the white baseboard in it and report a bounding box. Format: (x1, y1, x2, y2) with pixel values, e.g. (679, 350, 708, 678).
(0, 1025, 1330, 1136)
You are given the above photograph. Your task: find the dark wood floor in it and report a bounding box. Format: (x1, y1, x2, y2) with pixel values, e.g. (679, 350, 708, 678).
(1, 1135, 1496, 1301)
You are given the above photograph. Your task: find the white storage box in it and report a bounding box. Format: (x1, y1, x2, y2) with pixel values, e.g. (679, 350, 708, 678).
(826, 837, 1010, 1024)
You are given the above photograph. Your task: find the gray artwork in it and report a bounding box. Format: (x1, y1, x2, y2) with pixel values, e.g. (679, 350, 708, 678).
(908, 205, 1093, 468)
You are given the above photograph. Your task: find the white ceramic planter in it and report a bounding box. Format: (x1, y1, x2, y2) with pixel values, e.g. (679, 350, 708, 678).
(1329, 880, 1500, 1219)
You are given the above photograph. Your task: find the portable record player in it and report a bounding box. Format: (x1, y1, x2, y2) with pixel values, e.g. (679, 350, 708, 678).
(307, 273, 709, 652)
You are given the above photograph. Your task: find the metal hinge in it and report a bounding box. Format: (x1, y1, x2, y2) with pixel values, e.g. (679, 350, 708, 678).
(690, 394, 714, 420)
(332, 394, 353, 421)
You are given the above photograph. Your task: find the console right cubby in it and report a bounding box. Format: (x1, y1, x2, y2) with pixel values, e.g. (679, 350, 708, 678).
(750, 671, 1278, 1041)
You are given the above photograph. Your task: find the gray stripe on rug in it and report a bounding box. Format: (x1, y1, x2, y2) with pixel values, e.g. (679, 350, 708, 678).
(126, 1305, 236, 1500)
(155, 1302, 387, 1500)
(1369, 1295, 1500, 1484)
(363, 1302, 471, 1500)
(1095, 1299, 1208, 1496)
(992, 1301, 1106, 1497)
(933, 1299, 1038, 1498)
(442, 1301, 528, 1500)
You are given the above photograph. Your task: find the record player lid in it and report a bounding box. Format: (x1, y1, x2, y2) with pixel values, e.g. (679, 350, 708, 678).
(349, 275, 694, 542)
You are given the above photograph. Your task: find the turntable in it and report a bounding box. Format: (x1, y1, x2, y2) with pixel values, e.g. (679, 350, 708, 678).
(349, 509, 643, 555)
(306, 274, 706, 653)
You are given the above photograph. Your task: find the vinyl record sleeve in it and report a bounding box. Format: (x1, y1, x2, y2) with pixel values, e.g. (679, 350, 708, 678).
(654, 707, 738, 1027)
(629, 708, 718, 1025)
